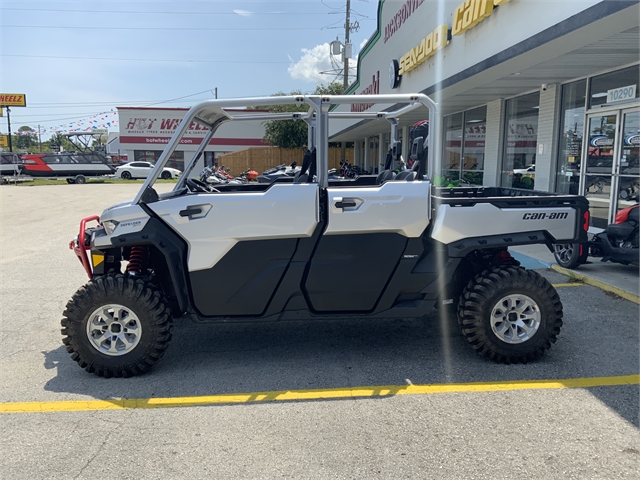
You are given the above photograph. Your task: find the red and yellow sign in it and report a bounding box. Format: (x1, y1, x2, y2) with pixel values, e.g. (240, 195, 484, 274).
(0, 94, 26, 107)
(0, 135, 9, 148)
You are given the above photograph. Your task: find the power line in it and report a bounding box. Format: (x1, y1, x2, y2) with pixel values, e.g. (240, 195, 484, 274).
(1, 53, 291, 64)
(1, 7, 337, 15)
(1, 24, 321, 31)
(8, 89, 218, 124)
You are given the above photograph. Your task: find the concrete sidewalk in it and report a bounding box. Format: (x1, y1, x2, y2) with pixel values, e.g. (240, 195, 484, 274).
(510, 244, 639, 304)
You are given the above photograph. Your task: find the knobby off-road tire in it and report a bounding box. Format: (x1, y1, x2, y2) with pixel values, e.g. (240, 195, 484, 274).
(457, 266, 562, 364)
(61, 274, 173, 377)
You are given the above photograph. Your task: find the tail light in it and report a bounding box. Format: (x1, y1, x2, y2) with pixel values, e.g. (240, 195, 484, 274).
(583, 210, 589, 231)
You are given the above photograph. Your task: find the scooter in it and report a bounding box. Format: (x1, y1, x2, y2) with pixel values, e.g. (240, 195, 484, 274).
(554, 204, 639, 268)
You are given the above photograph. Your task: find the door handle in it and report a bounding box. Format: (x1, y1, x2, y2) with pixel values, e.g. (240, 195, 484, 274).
(335, 200, 357, 209)
(333, 197, 360, 210)
(179, 207, 203, 217)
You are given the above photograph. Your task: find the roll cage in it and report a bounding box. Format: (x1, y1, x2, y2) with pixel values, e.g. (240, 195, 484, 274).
(133, 94, 440, 204)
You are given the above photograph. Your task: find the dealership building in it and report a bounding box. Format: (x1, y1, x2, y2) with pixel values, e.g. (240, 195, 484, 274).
(332, 0, 639, 228)
(114, 107, 266, 172)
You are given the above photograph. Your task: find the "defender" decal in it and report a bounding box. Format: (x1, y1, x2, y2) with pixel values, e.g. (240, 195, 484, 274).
(522, 212, 568, 220)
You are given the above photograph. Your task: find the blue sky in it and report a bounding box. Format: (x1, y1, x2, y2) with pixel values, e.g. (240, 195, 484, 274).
(0, 0, 378, 138)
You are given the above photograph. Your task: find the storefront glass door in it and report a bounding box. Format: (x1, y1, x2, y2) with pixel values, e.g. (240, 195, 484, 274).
(583, 106, 639, 228)
(617, 109, 640, 213)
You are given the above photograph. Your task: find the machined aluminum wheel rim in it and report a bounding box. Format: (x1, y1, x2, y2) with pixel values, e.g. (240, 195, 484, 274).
(490, 294, 541, 344)
(554, 244, 575, 264)
(86, 304, 142, 356)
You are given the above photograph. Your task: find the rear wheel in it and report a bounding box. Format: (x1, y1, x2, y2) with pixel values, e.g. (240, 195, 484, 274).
(457, 266, 563, 364)
(61, 274, 173, 377)
(553, 243, 588, 269)
(74, 175, 86, 184)
(121, 171, 132, 180)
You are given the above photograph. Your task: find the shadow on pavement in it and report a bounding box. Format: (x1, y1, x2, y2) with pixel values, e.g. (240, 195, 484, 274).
(41, 303, 639, 428)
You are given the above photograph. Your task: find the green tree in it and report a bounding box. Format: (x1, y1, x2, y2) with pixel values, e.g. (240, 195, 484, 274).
(315, 82, 344, 96)
(13, 125, 38, 151)
(49, 133, 78, 152)
(261, 83, 345, 148)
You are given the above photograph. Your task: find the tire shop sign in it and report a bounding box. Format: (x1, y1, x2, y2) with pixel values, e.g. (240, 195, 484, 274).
(0, 94, 26, 107)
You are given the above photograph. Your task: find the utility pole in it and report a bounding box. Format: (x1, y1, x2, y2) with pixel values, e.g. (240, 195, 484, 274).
(341, 0, 351, 163)
(6, 107, 12, 152)
(38, 124, 42, 152)
(343, 0, 350, 94)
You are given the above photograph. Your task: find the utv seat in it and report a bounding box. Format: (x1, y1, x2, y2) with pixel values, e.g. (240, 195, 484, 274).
(394, 161, 419, 181)
(294, 150, 311, 183)
(375, 149, 396, 185)
(294, 148, 316, 184)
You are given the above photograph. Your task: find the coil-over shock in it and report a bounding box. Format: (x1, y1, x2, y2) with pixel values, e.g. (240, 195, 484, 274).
(126, 246, 146, 274)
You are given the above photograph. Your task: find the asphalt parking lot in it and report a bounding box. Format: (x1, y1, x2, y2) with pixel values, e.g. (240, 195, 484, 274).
(1, 184, 638, 479)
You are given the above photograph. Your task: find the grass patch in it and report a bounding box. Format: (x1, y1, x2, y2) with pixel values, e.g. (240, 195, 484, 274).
(10, 178, 178, 186)
(566, 271, 584, 284)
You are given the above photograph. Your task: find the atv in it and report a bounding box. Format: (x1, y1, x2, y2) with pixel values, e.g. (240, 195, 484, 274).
(63, 94, 589, 377)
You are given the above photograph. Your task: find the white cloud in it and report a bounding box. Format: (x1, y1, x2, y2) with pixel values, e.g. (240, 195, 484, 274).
(288, 43, 356, 85)
(233, 9, 253, 17)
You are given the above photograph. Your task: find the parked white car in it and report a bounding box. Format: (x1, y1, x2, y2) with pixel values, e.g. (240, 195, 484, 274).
(115, 161, 181, 180)
(513, 164, 535, 175)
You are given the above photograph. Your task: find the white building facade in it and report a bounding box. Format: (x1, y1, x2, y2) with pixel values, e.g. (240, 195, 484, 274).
(116, 107, 266, 173)
(332, 0, 639, 229)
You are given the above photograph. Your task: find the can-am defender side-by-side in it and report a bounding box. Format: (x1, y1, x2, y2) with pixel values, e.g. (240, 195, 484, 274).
(63, 94, 589, 377)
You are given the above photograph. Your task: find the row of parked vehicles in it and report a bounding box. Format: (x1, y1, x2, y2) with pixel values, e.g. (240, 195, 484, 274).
(0, 152, 181, 184)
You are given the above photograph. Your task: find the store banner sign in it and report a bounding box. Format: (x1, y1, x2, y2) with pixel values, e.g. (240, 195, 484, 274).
(0, 93, 26, 107)
(396, 0, 516, 78)
(607, 85, 636, 104)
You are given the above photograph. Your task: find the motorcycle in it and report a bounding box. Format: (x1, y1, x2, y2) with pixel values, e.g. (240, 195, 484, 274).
(553, 203, 639, 268)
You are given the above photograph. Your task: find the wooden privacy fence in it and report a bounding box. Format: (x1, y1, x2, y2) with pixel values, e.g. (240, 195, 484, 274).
(218, 147, 354, 176)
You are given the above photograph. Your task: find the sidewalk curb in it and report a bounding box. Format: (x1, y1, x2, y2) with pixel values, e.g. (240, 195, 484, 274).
(551, 264, 640, 305)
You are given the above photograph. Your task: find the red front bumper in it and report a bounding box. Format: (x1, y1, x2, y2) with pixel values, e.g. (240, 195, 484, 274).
(69, 215, 100, 279)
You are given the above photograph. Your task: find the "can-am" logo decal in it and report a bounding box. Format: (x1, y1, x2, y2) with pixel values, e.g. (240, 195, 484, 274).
(523, 212, 568, 220)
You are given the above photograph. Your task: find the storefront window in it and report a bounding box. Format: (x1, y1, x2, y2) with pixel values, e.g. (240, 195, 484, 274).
(441, 108, 487, 186)
(589, 65, 639, 109)
(556, 80, 587, 194)
(443, 113, 463, 182)
(502, 93, 540, 189)
(462, 106, 486, 185)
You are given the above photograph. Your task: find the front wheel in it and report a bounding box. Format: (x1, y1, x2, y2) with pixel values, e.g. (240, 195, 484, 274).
(160, 170, 172, 180)
(553, 243, 588, 269)
(61, 274, 173, 377)
(457, 266, 563, 364)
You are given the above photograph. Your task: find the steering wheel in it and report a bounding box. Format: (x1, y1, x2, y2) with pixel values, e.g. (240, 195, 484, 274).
(186, 178, 218, 193)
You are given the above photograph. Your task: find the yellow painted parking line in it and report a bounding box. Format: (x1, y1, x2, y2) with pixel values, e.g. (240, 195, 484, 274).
(552, 283, 584, 288)
(1, 374, 637, 414)
(551, 264, 640, 304)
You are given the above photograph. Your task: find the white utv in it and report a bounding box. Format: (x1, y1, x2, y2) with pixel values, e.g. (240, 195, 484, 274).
(64, 94, 589, 377)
